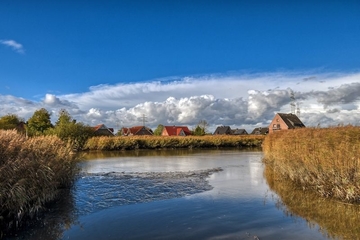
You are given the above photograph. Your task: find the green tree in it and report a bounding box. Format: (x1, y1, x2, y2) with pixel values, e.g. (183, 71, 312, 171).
(48, 109, 94, 150)
(153, 124, 164, 136)
(198, 120, 208, 134)
(55, 109, 73, 126)
(192, 125, 206, 136)
(0, 114, 22, 130)
(27, 108, 53, 136)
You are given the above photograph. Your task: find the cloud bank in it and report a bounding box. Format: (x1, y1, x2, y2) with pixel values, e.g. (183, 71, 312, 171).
(1, 71, 360, 133)
(0, 39, 25, 54)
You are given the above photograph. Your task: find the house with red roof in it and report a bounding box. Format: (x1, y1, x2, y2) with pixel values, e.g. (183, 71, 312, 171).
(93, 124, 114, 136)
(161, 126, 192, 136)
(121, 126, 153, 136)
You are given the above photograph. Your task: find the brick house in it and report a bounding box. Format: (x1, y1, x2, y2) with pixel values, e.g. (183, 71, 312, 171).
(161, 126, 192, 136)
(213, 126, 232, 135)
(121, 126, 153, 136)
(251, 127, 269, 135)
(93, 124, 114, 136)
(268, 113, 305, 134)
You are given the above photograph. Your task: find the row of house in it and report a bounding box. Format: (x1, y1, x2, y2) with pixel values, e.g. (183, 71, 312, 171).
(93, 113, 306, 137)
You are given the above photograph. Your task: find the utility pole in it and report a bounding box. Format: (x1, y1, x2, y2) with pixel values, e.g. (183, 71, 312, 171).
(141, 114, 147, 126)
(290, 90, 296, 114)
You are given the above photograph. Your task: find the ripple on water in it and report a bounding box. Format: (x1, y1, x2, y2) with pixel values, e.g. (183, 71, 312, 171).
(75, 168, 222, 215)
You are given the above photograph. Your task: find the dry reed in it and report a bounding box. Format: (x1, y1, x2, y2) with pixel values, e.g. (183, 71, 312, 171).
(263, 126, 360, 203)
(0, 130, 79, 236)
(83, 135, 265, 151)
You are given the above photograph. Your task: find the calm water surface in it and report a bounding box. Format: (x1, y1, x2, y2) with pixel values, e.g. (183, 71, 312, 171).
(7, 149, 360, 239)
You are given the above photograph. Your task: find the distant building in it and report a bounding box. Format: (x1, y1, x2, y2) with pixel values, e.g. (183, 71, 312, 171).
(121, 126, 153, 136)
(213, 126, 232, 135)
(162, 126, 192, 136)
(231, 128, 248, 135)
(93, 124, 114, 136)
(251, 127, 269, 135)
(268, 113, 306, 134)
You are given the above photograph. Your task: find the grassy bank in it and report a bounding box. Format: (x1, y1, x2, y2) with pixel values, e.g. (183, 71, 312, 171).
(263, 126, 360, 203)
(83, 135, 265, 151)
(0, 130, 79, 237)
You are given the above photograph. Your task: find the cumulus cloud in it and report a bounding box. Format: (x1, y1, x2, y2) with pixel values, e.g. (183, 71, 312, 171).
(0, 39, 25, 54)
(1, 71, 360, 132)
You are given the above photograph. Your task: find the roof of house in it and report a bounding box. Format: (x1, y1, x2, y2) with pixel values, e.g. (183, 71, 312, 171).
(213, 126, 232, 135)
(251, 127, 269, 135)
(163, 126, 191, 136)
(122, 126, 153, 135)
(277, 113, 306, 129)
(231, 128, 248, 135)
(93, 124, 114, 136)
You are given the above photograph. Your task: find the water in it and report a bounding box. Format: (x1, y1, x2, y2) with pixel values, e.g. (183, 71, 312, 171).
(5, 149, 359, 239)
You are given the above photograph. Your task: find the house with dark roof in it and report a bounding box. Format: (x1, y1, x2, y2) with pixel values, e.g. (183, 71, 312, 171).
(213, 126, 232, 135)
(268, 113, 306, 134)
(231, 128, 248, 135)
(121, 126, 153, 136)
(93, 124, 114, 136)
(161, 126, 192, 136)
(251, 127, 269, 135)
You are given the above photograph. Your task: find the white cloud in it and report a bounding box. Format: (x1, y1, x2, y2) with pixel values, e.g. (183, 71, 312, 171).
(0, 39, 25, 54)
(1, 71, 360, 133)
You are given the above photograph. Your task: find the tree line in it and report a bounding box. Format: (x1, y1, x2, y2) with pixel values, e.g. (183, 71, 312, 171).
(0, 108, 94, 150)
(0, 109, 210, 149)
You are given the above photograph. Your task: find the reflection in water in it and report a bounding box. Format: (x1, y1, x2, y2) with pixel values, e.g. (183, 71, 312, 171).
(264, 165, 360, 239)
(5, 189, 78, 240)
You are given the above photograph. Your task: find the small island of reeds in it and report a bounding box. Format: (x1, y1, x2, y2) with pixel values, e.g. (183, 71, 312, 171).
(263, 125, 360, 203)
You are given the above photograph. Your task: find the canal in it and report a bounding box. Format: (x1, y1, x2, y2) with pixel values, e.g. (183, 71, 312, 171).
(7, 149, 359, 239)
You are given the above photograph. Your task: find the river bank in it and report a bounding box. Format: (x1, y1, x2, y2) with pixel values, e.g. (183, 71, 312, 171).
(263, 126, 360, 203)
(82, 135, 265, 151)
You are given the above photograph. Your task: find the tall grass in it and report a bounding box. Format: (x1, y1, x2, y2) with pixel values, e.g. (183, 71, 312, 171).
(0, 130, 79, 236)
(83, 135, 265, 151)
(263, 126, 360, 203)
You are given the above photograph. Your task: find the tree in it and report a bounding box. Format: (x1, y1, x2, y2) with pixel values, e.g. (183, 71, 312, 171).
(48, 109, 94, 150)
(55, 109, 73, 126)
(197, 120, 208, 134)
(192, 125, 206, 136)
(27, 108, 53, 136)
(0, 114, 22, 130)
(153, 124, 164, 136)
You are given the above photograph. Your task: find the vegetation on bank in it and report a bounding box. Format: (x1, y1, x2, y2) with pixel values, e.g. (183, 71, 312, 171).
(263, 126, 360, 203)
(0, 130, 80, 237)
(83, 135, 265, 151)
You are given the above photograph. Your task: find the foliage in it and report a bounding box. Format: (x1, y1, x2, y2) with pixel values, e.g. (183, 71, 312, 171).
(27, 108, 53, 136)
(47, 110, 94, 150)
(0, 130, 80, 235)
(197, 119, 208, 133)
(263, 126, 360, 203)
(83, 135, 265, 151)
(0, 114, 23, 131)
(153, 124, 164, 136)
(192, 125, 206, 136)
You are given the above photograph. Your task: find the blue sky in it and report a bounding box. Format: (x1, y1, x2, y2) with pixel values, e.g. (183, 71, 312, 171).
(1, 1, 360, 132)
